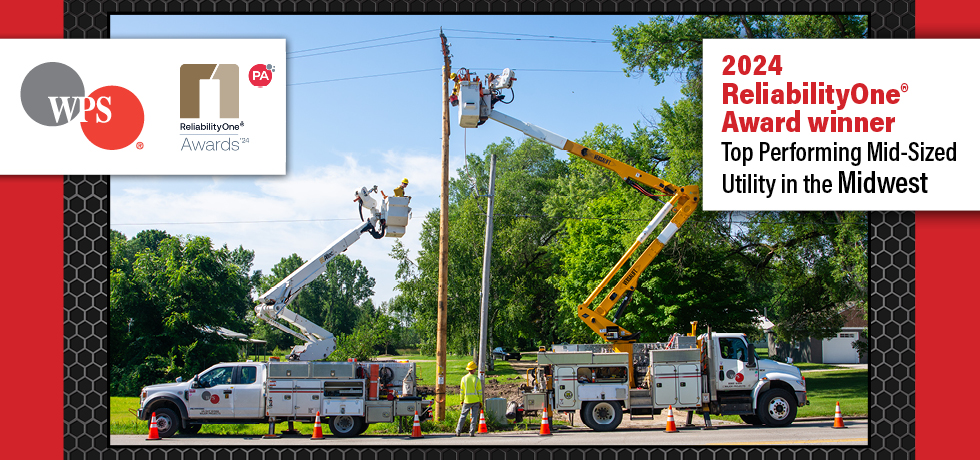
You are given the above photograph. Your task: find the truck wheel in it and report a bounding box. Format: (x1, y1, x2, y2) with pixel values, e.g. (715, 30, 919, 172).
(329, 415, 365, 437)
(739, 414, 763, 425)
(150, 408, 180, 438)
(179, 423, 203, 435)
(756, 389, 797, 427)
(580, 401, 622, 431)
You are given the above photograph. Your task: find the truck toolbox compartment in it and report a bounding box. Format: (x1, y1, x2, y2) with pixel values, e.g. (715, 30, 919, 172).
(312, 362, 356, 379)
(649, 348, 700, 363)
(591, 352, 629, 365)
(365, 401, 394, 423)
(269, 362, 311, 378)
(537, 352, 593, 365)
(394, 400, 428, 417)
(523, 393, 547, 411)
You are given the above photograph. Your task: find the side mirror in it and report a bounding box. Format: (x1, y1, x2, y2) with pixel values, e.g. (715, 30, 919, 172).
(190, 374, 201, 388)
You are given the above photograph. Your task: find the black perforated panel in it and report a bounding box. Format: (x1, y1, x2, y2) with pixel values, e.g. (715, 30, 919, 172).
(65, 2, 915, 459)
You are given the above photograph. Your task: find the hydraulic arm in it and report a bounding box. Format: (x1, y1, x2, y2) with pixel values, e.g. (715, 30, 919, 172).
(453, 69, 699, 385)
(255, 185, 412, 360)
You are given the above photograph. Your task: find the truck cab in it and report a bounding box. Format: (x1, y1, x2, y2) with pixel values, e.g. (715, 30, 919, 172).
(702, 333, 807, 427)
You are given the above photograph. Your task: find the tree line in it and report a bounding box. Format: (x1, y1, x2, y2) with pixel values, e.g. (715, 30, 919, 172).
(109, 229, 411, 396)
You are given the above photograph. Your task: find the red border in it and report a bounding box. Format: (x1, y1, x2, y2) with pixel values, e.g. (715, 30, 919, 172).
(0, 0, 63, 451)
(916, 1, 980, 456)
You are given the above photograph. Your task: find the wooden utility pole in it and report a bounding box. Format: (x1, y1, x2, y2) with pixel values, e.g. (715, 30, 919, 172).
(435, 28, 450, 422)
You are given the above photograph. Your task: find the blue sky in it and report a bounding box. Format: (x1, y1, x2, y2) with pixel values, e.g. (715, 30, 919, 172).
(110, 15, 683, 307)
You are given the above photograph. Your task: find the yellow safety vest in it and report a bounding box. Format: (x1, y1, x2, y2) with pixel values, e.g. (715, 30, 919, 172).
(394, 186, 406, 197)
(460, 373, 482, 404)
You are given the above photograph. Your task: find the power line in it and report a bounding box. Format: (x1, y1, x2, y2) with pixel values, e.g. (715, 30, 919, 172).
(444, 28, 613, 43)
(451, 36, 610, 44)
(112, 217, 364, 226)
(287, 68, 439, 86)
(288, 29, 439, 54)
(287, 37, 434, 60)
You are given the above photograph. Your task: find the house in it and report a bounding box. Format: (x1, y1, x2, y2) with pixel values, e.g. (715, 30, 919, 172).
(763, 303, 868, 364)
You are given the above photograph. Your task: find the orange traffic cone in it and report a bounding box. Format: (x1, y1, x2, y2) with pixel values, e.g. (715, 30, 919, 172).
(146, 412, 162, 440)
(410, 410, 424, 438)
(312, 411, 325, 439)
(539, 404, 552, 436)
(664, 405, 678, 433)
(477, 410, 489, 434)
(832, 401, 847, 429)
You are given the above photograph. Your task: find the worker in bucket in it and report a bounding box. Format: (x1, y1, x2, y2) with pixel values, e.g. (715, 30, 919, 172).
(455, 361, 482, 436)
(394, 178, 409, 197)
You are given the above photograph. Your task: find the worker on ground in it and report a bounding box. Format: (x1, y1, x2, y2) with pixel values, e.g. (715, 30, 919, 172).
(394, 178, 409, 197)
(455, 361, 482, 437)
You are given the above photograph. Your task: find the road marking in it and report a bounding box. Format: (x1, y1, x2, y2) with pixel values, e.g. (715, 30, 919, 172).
(709, 438, 867, 445)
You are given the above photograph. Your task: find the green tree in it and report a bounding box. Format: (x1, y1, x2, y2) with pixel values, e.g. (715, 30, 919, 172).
(110, 232, 257, 395)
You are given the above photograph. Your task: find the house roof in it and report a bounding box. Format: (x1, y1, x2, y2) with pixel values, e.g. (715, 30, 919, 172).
(842, 302, 869, 328)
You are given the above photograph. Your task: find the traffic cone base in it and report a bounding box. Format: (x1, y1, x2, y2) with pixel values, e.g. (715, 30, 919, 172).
(312, 411, 325, 439)
(146, 412, 162, 440)
(664, 405, 678, 433)
(832, 401, 847, 429)
(539, 406, 552, 436)
(410, 410, 424, 438)
(477, 410, 489, 434)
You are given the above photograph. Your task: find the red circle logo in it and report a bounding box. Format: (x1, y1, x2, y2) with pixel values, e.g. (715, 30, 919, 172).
(210, 394, 220, 404)
(249, 64, 272, 87)
(735, 373, 744, 383)
(80, 85, 144, 150)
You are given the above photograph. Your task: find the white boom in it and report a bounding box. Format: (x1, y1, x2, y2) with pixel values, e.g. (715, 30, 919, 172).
(255, 185, 412, 361)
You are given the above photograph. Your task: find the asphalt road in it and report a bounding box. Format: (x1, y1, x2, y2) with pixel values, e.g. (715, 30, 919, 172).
(111, 419, 867, 446)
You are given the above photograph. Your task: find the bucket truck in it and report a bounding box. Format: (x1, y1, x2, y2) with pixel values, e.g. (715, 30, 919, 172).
(137, 186, 432, 438)
(454, 70, 805, 431)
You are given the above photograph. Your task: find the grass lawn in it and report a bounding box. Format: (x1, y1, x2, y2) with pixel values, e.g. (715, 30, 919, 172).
(714, 368, 867, 423)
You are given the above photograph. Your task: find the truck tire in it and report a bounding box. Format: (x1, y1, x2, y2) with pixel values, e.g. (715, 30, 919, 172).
(179, 423, 203, 435)
(329, 415, 365, 437)
(151, 408, 180, 438)
(739, 414, 763, 425)
(580, 401, 622, 431)
(756, 388, 797, 427)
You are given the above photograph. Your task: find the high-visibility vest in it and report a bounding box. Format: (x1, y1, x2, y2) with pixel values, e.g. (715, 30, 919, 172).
(460, 373, 482, 404)
(394, 186, 406, 197)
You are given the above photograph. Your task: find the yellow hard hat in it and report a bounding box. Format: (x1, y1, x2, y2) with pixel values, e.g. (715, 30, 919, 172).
(466, 361, 477, 371)
(401, 178, 409, 184)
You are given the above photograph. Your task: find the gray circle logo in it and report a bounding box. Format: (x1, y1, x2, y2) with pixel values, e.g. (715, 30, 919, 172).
(21, 62, 85, 126)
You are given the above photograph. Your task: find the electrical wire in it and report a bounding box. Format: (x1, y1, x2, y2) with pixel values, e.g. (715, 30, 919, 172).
(443, 28, 613, 43)
(287, 37, 435, 60)
(287, 68, 439, 86)
(288, 29, 439, 54)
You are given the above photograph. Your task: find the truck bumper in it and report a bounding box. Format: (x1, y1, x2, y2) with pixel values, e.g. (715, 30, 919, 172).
(796, 391, 808, 407)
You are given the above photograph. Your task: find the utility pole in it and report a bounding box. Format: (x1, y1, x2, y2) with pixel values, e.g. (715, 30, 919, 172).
(435, 27, 450, 422)
(477, 154, 497, 403)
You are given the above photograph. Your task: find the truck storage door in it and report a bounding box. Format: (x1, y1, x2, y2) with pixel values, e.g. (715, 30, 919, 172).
(677, 363, 702, 406)
(292, 379, 322, 417)
(653, 364, 678, 407)
(191, 366, 235, 418)
(266, 379, 295, 417)
(232, 365, 263, 418)
(555, 367, 577, 408)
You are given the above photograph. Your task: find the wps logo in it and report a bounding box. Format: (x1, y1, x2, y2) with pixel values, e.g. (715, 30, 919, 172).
(180, 64, 239, 118)
(20, 62, 144, 150)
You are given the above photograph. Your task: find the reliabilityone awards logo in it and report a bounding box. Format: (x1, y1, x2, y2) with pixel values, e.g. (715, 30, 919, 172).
(2, 39, 285, 175)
